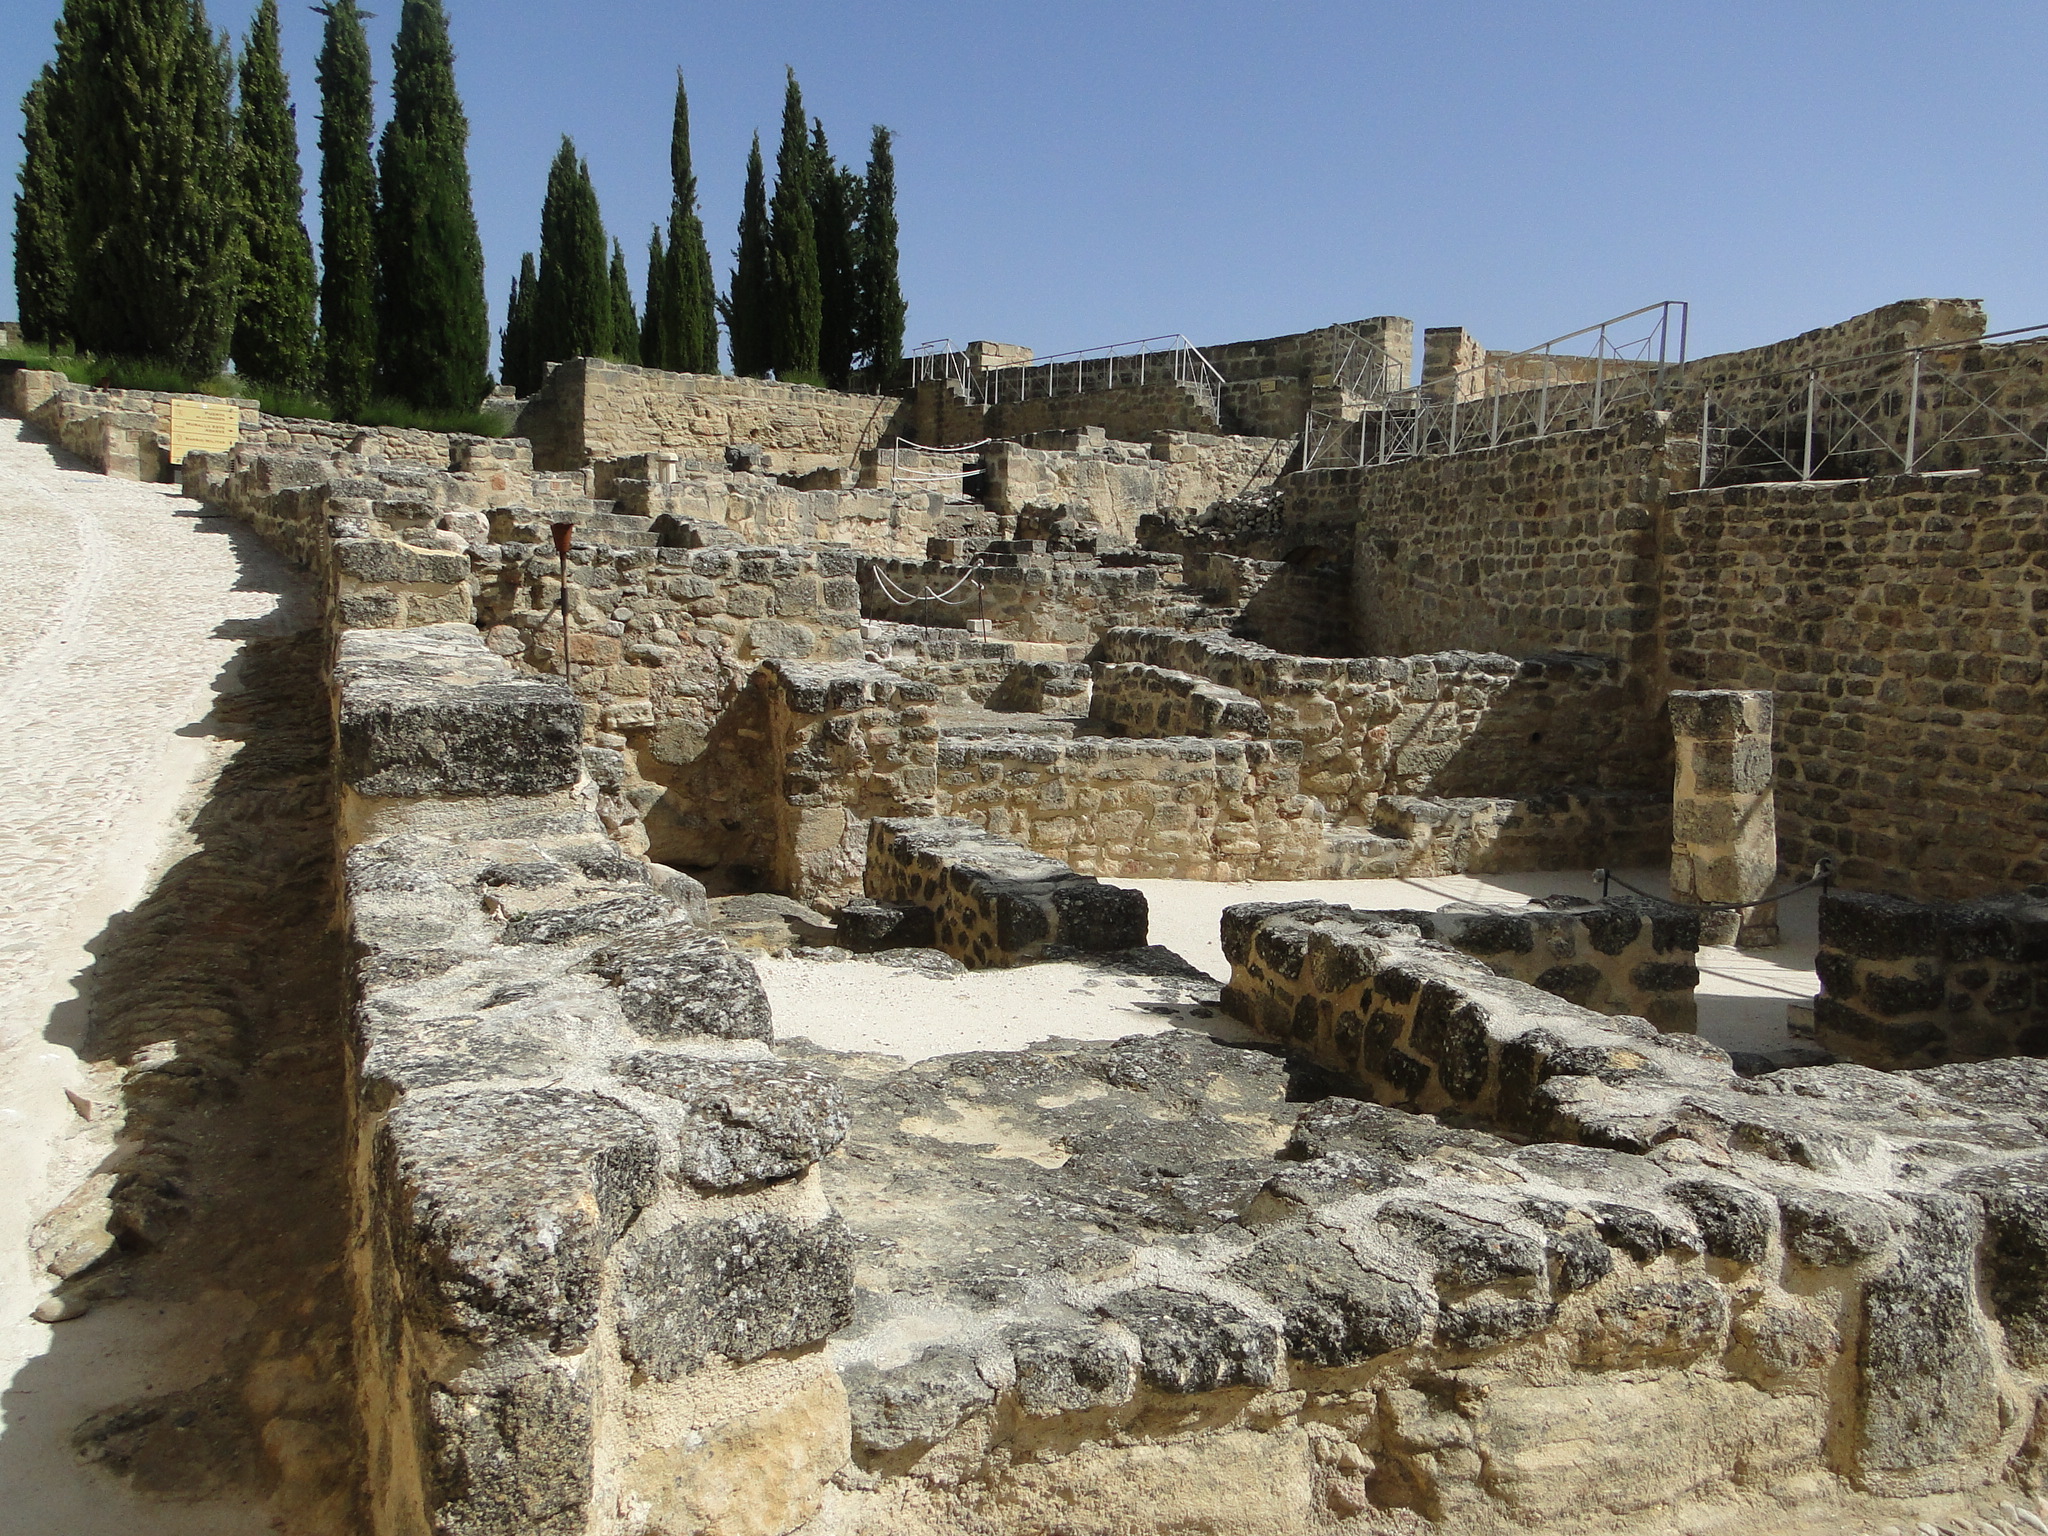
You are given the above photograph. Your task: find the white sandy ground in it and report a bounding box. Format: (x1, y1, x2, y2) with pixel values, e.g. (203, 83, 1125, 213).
(758, 866, 1820, 1065)
(0, 419, 300, 1535)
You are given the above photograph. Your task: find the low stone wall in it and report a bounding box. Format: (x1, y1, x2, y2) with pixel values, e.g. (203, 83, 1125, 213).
(864, 816, 1148, 966)
(1090, 661, 1269, 738)
(16, 370, 258, 478)
(1340, 896, 1701, 1032)
(1098, 627, 1521, 821)
(859, 556, 1195, 646)
(975, 428, 1289, 541)
(518, 357, 903, 471)
(1815, 887, 2048, 1069)
(1216, 899, 2048, 1504)
(934, 732, 1327, 881)
(1323, 789, 1672, 880)
(337, 624, 855, 1536)
(609, 462, 963, 558)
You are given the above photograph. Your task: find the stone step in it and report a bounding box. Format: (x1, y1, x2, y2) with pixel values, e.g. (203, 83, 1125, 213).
(1322, 828, 1412, 879)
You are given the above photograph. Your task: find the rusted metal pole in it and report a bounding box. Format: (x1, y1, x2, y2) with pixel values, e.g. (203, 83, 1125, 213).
(551, 521, 575, 693)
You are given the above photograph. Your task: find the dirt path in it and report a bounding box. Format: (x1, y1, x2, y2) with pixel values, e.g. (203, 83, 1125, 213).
(0, 420, 354, 1534)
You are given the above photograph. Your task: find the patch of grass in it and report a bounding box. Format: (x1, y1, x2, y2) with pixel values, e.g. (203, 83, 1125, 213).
(353, 398, 508, 436)
(2, 340, 100, 385)
(774, 367, 830, 389)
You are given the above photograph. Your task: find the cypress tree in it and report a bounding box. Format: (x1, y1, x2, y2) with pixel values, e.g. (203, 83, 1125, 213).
(765, 69, 820, 379)
(316, 0, 376, 417)
(499, 250, 539, 395)
(663, 72, 717, 374)
(641, 225, 668, 370)
(811, 121, 859, 389)
(725, 134, 770, 377)
(608, 239, 639, 364)
(532, 137, 612, 367)
(15, 62, 74, 347)
(856, 124, 906, 385)
(375, 0, 489, 409)
(231, 0, 317, 389)
(68, 0, 242, 375)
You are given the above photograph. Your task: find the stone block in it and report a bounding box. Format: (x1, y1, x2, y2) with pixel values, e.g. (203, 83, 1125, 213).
(611, 1053, 848, 1188)
(584, 925, 773, 1040)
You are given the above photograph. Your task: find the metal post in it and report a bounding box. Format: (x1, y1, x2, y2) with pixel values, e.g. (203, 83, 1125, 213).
(1698, 394, 1712, 489)
(1593, 327, 1607, 426)
(1802, 370, 1818, 480)
(1904, 351, 1923, 471)
(1491, 388, 1502, 448)
(550, 521, 576, 692)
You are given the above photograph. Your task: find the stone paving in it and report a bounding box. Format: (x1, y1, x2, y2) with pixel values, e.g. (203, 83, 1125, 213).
(0, 419, 303, 1536)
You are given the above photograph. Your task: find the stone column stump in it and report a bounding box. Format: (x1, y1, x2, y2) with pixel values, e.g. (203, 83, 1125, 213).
(1669, 689, 1780, 948)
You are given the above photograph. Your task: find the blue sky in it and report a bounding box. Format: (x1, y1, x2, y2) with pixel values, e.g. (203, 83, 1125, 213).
(6, 1, 2047, 370)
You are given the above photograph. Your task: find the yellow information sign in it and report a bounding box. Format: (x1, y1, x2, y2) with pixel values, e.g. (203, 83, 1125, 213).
(167, 398, 241, 461)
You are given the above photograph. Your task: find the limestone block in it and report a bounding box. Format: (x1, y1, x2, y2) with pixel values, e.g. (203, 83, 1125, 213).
(583, 925, 773, 1041)
(612, 1053, 848, 1188)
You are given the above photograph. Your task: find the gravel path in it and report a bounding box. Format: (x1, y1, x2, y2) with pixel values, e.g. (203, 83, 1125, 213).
(0, 419, 307, 1535)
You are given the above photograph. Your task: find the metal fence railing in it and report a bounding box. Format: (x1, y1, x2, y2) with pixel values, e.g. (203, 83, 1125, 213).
(1696, 322, 2048, 487)
(1303, 301, 1690, 470)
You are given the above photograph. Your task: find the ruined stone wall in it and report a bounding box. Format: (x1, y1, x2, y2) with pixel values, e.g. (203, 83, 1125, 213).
(336, 625, 855, 1536)
(1091, 662, 1269, 738)
(859, 556, 1194, 647)
(1815, 887, 2048, 1069)
(1665, 466, 2048, 898)
(981, 379, 1225, 442)
(934, 733, 1326, 880)
(1331, 414, 1690, 663)
(1099, 627, 1529, 822)
(518, 357, 903, 471)
(976, 429, 1290, 542)
(622, 469, 955, 557)
(1217, 899, 2048, 1512)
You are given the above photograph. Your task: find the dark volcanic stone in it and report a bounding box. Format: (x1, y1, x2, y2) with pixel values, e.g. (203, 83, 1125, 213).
(502, 895, 675, 947)
(1777, 1187, 1895, 1268)
(1376, 1200, 1545, 1288)
(1226, 1227, 1430, 1366)
(1664, 1178, 1775, 1264)
(1944, 1155, 2048, 1367)
(612, 1052, 848, 1188)
(384, 1087, 659, 1349)
(843, 1348, 994, 1457)
(1287, 1098, 1511, 1163)
(1437, 1295, 1557, 1349)
(1099, 1287, 1279, 1393)
(427, 1359, 593, 1536)
(1008, 1324, 1138, 1415)
(836, 897, 937, 953)
(585, 925, 773, 1040)
(614, 1213, 854, 1380)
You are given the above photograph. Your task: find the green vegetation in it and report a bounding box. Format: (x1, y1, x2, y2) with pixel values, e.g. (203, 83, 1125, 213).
(532, 138, 615, 366)
(726, 135, 772, 377)
(608, 239, 640, 365)
(647, 71, 718, 374)
(812, 121, 861, 389)
(766, 70, 822, 380)
(499, 251, 541, 397)
(67, 0, 243, 376)
(232, 0, 318, 391)
(375, 0, 489, 410)
(316, 0, 379, 418)
(857, 126, 907, 382)
(14, 62, 73, 347)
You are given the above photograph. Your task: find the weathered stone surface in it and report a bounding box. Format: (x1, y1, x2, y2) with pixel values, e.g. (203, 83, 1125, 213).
(427, 1360, 593, 1536)
(500, 894, 675, 946)
(1376, 1199, 1545, 1288)
(585, 924, 773, 1040)
(1008, 1324, 1137, 1416)
(842, 1348, 994, 1458)
(613, 1052, 847, 1188)
(1663, 1179, 1775, 1264)
(1099, 1287, 1280, 1393)
(835, 896, 937, 953)
(337, 625, 583, 799)
(384, 1087, 659, 1348)
(614, 1213, 855, 1381)
(1225, 1226, 1429, 1365)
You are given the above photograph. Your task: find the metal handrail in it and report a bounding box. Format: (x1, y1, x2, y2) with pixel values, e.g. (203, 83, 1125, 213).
(973, 333, 1228, 418)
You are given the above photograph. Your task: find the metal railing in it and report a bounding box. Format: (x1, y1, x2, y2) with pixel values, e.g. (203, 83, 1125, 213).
(973, 334, 1228, 419)
(1303, 301, 1690, 470)
(1696, 322, 2048, 487)
(908, 338, 970, 390)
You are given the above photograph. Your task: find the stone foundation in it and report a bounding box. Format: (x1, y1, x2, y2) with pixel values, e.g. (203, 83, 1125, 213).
(864, 816, 1148, 966)
(1816, 887, 2048, 1068)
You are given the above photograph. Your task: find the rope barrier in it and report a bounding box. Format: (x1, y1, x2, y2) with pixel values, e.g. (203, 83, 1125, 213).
(869, 564, 985, 607)
(1592, 858, 1836, 913)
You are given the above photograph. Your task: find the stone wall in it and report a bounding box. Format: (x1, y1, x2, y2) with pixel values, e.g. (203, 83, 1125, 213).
(1215, 898, 2048, 1508)
(863, 816, 1148, 966)
(1665, 466, 2048, 898)
(519, 358, 904, 472)
(1340, 896, 1702, 1032)
(17, 371, 258, 478)
(976, 428, 1289, 542)
(1098, 628, 1527, 822)
(336, 624, 855, 1536)
(858, 555, 1196, 647)
(1090, 661, 1269, 738)
(1815, 887, 2048, 1069)
(1327, 789, 1674, 880)
(933, 733, 1327, 881)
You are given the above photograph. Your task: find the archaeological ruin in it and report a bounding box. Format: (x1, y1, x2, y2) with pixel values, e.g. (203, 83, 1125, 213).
(3, 294, 2045, 1536)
